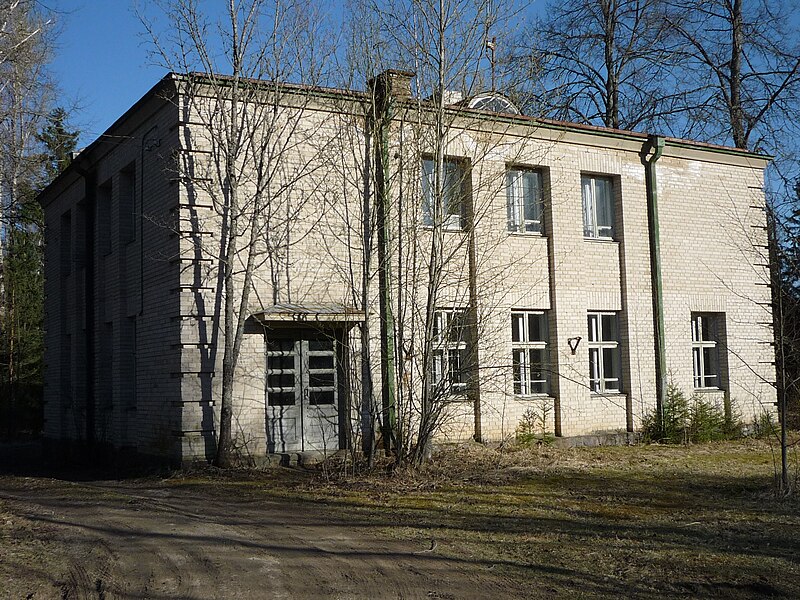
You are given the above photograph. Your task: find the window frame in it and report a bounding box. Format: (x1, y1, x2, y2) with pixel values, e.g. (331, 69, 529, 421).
(511, 310, 549, 396)
(581, 174, 615, 240)
(432, 309, 470, 395)
(587, 312, 622, 393)
(506, 167, 544, 234)
(691, 313, 721, 389)
(422, 157, 470, 231)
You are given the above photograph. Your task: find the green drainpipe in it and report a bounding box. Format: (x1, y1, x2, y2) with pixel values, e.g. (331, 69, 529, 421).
(644, 135, 667, 430)
(373, 79, 397, 453)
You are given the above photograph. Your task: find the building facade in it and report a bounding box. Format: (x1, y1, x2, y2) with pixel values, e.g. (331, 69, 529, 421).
(39, 72, 776, 463)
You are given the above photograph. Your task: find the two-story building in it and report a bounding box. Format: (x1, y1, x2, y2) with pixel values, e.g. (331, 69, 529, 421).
(39, 71, 776, 464)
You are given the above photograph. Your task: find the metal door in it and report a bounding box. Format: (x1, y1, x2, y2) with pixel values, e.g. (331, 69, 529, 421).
(266, 336, 339, 453)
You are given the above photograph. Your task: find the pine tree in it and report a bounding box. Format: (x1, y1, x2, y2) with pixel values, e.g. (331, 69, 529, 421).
(1, 108, 77, 436)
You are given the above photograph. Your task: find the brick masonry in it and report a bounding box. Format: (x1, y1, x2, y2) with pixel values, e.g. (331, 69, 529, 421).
(39, 75, 776, 462)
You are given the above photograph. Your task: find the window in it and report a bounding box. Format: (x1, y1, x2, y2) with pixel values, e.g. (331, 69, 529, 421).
(588, 312, 621, 393)
(97, 181, 112, 255)
(422, 158, 469, 230)
(432, 309, 470, 394)
(692, 314, 722, 389)
(507, 168, 544, 234)
(582, 175, 615, 239)
(467, 93, 520, 114)
(60, 211, 72, 277)
(511, 311, 549, 395)
(119, 164, 136, 244)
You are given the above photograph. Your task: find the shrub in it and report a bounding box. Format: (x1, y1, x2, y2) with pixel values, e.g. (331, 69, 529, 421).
(641, 384, 743, 444)
(514, 403, 554, 447)
(641, 383, 689, 444)
(689, 395, 743, 442)
(750, 411, 777, 439)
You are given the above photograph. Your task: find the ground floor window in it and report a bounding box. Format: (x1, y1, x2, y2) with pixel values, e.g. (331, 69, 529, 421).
(588, 312, 621, 393)
(692, 313, 722, 389)
(432, 309, 470, 394)
(511, 310, 549, 395)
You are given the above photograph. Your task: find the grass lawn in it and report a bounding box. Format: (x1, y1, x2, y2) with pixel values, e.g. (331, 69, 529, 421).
(172, 439, 800, 598)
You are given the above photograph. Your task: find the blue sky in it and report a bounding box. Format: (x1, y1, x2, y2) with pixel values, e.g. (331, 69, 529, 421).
(50, 1, 542, 148)
(50, 2, 165, 146)
(50, 1, 350, 146)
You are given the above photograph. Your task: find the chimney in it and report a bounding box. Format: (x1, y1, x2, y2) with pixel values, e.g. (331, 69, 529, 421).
(367, 69, 415, 102)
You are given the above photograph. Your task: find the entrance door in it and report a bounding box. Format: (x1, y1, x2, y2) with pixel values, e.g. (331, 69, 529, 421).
(266, 335, 339, 453)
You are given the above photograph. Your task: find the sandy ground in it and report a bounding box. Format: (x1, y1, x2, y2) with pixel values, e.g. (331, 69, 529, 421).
(0, 474, 520, 599)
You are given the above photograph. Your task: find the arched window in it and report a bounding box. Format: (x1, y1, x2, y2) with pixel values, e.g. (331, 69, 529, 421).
(466, 93, 520, 115)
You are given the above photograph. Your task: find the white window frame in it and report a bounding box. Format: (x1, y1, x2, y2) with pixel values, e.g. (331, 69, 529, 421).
(692, 314, 721, 389)
(432, 309, 469, 394)
(511, 311, 549, 395)
(587, 312, 621, 393)
(582, 175, 615, 239)
(422, 158, 468, 231)
(507, 168, 544, 234)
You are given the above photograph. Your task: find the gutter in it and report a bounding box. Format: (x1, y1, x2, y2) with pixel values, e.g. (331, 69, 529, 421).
(642, 135, 667, 429)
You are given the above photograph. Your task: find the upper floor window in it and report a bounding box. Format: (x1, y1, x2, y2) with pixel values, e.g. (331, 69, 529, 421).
(692, 314, 722, 389)
(507, 168, 544, 234)
(588, 312, 621, 393)
(119, 163, 137, 244)
(432, 309, 470, 394)
(511, 311, 549, 395)
(582, 175, 615, 239)
(422, 158, 469, 231)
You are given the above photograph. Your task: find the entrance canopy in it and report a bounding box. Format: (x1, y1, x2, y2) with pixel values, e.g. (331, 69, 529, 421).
(252, 302, 365, 325)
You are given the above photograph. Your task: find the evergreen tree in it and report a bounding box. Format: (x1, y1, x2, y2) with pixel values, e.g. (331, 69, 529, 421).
(1, 108, 77, 436)
(38, 107, 79, 182)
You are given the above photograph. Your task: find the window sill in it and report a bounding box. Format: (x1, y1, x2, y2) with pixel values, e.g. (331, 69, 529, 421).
(442, 392, 470, 402)
(693, 387, 724, 393)
(583, 237, 618, 244)
(590, 391, 626, 398)
(507, 231, 545, 238)
(421, 225, 465, 233)
(515, 393, 553, 399)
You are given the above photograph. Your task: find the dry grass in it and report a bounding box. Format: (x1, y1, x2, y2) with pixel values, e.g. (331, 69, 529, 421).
(168, 438, 800, 598)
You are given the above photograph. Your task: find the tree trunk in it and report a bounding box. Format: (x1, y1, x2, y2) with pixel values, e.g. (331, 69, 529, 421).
(729, 0, 747, 149)
(603, 0, 619, 129)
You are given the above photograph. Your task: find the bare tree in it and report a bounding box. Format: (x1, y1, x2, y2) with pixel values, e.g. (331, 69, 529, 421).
(140, 0, 335, 466)
(342, 0, 549, 467)
(661, 0, 800, 152)
(520, 0, 678, 131)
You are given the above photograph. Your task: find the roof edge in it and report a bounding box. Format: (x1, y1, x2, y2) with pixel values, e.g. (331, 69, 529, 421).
(38, 73, 178, 207)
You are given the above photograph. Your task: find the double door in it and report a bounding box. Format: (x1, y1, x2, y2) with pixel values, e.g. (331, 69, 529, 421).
(266, 334, 339, 453)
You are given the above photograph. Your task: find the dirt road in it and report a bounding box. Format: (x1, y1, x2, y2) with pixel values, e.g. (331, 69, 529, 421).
(0, 474, 519, 599)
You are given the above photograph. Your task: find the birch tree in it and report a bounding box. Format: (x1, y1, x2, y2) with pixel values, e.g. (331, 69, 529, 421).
(346, 0, 543, 466)
(0, 0, 60, 436)
(140, 0, 334, 466)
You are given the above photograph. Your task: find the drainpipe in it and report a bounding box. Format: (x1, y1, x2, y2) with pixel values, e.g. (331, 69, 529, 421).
(643, 135, 667, 430)
(369, 73, 401, 453)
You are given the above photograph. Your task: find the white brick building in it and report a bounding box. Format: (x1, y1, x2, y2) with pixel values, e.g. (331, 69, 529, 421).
(39, 72, 776, 463)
